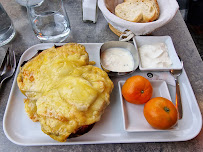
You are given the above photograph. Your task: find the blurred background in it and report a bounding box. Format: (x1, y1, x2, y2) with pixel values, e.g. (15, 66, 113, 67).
(178, 0, 203, 60)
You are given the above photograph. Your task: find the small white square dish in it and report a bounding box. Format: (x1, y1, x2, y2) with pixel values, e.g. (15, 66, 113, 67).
(133, 36, 182, 71)
(119, 80, 177, 132)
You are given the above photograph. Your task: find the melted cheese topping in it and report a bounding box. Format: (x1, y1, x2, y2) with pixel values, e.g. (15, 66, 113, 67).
(58, 76, 98, 111)
(17, 43, 89, 100)
(17, 43, 114, 142)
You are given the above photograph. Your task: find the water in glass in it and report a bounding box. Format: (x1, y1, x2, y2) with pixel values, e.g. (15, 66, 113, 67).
(27, 0, 70, 43)
(0, 3, 15, 47)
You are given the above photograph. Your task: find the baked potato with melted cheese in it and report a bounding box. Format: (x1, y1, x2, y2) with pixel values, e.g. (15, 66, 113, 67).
(17, 43, 114, 142)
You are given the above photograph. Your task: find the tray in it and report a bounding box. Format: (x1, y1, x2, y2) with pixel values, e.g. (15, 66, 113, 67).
(3, 43, 202, 146)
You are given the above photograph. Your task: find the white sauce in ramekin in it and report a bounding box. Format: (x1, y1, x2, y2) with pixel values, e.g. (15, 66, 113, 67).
(139, 43, 172, 68)
(101, 47, 134, 72)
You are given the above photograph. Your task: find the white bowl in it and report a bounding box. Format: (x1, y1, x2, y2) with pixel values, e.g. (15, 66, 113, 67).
(98, 0, 179, 35)
(118, 80, 177, 132)
(100, 41, 139, 76)
(133, 36, 182, 71)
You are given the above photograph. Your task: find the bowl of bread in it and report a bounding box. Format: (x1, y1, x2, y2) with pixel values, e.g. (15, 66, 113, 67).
(98, 0, 179, 36)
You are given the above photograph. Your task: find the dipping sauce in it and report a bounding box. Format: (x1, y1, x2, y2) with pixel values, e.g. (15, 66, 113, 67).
(139, 43, 172, 68)
(101, 47, 134, 72)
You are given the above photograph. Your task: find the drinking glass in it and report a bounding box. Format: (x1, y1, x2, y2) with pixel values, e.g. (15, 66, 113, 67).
(26, 0, 71, 43)
(0, 3, 15, 47)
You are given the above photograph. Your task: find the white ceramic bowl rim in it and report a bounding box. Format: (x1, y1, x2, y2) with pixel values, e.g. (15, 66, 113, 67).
(98, 0, 179, 35)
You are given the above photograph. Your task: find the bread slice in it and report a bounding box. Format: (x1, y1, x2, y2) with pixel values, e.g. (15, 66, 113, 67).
(115, 1, 157, 22)
(141, 1, 157, 22)
(124, 0, 160, 21)
(115, 1, 143, 22)
(148, 0, 159, 19)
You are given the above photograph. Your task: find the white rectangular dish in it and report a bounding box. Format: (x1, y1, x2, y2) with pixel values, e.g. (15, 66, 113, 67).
(3, 43, 202, 146)
(133, 36, 182, 71)
(119, 80, 176, 132)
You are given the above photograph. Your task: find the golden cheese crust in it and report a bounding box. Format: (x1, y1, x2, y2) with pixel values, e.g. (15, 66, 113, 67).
(17, 43, 89, 100)
(17, 43, 114, 142)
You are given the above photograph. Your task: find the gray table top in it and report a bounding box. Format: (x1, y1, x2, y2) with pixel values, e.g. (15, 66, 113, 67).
(0, 0, 203, 151)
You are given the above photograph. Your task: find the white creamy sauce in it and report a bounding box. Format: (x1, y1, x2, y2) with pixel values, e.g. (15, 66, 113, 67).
(101, 47, 134, 72)
(139, 43, 172, 68)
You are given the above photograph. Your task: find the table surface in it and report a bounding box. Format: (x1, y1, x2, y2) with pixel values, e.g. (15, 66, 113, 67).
(0, 0, 203, 151)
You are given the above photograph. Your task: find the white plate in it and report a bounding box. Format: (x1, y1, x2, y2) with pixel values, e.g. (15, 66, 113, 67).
(133, 36, 182, 71)
(3, 43, 202, 146)
(119, 80, 178, 132)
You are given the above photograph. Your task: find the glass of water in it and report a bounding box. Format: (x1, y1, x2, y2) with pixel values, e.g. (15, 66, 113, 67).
(26, 0, 71, 43)
(0, 3, 15, 47)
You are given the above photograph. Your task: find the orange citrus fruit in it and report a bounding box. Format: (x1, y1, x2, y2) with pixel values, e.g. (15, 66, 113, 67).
(121, 75, 153, 104)
(143, 97, 178, 129)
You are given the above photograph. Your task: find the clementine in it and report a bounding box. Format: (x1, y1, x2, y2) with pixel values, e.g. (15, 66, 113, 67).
(143, 97, 178, 129)
(121, 75, 153, 104)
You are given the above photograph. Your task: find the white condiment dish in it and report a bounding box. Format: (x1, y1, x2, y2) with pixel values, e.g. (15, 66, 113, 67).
(100, 41, 139, 76)
(133, 36, 182, 71)
(118, 79, 177, 132)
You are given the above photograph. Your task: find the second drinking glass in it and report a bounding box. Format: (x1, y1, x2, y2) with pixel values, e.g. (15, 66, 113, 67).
(26, 0, 71, 43)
